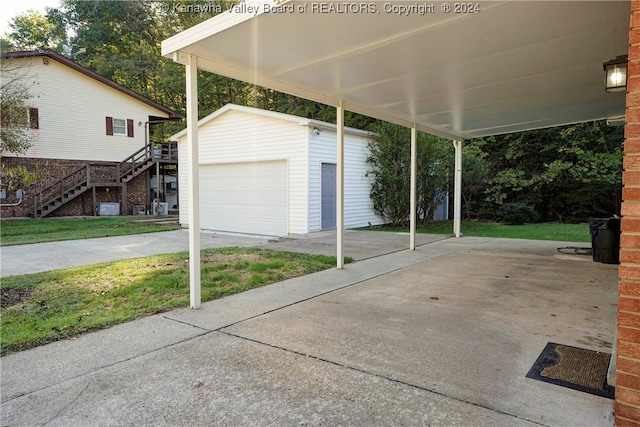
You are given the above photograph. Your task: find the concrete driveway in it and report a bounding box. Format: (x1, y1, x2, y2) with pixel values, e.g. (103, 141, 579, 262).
(0, 229, 446, 278)
(0, 232, 618, 426)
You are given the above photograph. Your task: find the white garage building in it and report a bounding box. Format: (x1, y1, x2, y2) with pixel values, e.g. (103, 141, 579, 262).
(170, 104, 386, 236)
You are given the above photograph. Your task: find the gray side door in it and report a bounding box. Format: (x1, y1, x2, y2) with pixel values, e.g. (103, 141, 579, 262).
(321, 163, 336, 229)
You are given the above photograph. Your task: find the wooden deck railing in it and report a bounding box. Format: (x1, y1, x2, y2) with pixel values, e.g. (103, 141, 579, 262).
(118, 142, 177, 181)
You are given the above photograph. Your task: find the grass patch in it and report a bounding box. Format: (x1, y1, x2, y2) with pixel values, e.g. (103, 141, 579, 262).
(365, 220, 590, 243)
(0, 217, 180, 246)
(0, 247, 344, 355)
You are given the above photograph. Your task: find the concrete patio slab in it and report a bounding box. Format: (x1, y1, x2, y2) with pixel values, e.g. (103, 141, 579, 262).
(165, 237, 460, 331)
(0, 332, 541, 427)
(0, 315, 208, 402)
(0, 233, 618, 426)
(223, 240, 617, 426)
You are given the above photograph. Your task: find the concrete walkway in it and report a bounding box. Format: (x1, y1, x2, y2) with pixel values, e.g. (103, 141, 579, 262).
(0, 232, 618, 426)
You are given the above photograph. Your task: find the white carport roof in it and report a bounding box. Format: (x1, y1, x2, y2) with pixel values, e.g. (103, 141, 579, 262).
(161, 0, 631, 307)
(162, 0, 630, 140)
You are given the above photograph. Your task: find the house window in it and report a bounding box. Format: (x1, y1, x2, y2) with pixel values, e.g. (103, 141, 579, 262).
(106, 116, 134, 137)
(113, 118, 126, 135)
(29, 108, 39, 129)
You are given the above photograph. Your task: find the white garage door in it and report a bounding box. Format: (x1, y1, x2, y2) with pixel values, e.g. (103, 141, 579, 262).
(199, 160, 288, 236)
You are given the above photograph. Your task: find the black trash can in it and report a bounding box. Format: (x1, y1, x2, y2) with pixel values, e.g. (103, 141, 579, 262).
(589, 217, 621, 264)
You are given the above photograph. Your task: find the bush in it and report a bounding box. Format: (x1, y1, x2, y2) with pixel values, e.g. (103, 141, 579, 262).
(495, 202, 539, 225)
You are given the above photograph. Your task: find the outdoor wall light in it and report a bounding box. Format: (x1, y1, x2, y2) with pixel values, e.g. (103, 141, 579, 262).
(312, 127, 321, 136)
(603, 55, 628, 93)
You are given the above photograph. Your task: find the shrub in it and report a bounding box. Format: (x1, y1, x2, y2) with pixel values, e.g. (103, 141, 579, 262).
(495, 202, 539, 225)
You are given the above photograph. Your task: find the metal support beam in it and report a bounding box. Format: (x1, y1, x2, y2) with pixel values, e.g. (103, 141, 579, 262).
(155, 151, 161, 213)
(186, 54, 201, 308)
(336, 101, 345, 269)
(452, 139, 463, 238)
(410, 125, 417, 250)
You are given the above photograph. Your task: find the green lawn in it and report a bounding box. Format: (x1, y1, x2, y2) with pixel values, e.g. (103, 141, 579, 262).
(366, 220, 591, 243)
(1, 217, 591, 247)
(0, 247, 346, 355)
(0, 217, 180, 246)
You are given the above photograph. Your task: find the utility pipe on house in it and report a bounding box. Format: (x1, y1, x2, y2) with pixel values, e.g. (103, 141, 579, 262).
(0, 190, 24, 207)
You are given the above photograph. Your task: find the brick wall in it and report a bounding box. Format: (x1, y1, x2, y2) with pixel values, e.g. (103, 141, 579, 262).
(127, 170, 151, 214)
(1, 157, 86, 217)
(618, 1, 640, 425)
(1, 157, 153, 217)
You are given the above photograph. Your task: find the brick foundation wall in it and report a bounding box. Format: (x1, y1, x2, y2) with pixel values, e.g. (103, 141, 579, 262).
(127, 170, 151, 215)
(1, 157, 86, 217)
(1, 157, 153, 218)
(618, 2, 640, 425)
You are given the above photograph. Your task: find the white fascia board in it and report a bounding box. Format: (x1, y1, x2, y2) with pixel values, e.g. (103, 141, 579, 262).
(467, 115, 612, 139)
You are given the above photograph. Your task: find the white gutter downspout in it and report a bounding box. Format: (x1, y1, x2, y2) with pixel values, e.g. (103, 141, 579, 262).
(186, 54, 201, 308)
(453, 139, 463, 238)
(337, 101, 345, 269)
(410, 125, 417, 250)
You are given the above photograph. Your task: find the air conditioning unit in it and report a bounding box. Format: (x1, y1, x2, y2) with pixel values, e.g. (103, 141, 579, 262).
(153, 202, 169, 216)
(132, 204, 146, 215)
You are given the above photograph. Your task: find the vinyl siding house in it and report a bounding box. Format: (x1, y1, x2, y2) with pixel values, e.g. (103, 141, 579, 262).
(0, 50, 182, 217)
(170, 104, 387, 236)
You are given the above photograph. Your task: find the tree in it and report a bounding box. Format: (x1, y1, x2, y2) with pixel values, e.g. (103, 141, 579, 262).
(0, 37, 15, 52)
(4, 9, 67, 51)
(461, 140, 491, 220)
(415, 134, 452, 223)
(0, 59, 41, 191)
(366, 122, 411, 226)
(464, 121, 624, 222)
(1, 59, 34, 155)
(366, 122, 452, 226)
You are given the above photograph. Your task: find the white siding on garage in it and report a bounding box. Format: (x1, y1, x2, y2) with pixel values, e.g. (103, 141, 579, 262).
(176, 109, 308, 234)
(1, 56, 169, 162)
(174, 104, 385, 236)
(308, 128, 385, 232)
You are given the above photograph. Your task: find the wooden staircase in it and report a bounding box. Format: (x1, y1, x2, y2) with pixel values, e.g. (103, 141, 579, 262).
(32, 142, 177, 218)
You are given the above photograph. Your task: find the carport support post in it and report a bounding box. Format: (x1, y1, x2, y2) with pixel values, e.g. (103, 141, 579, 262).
(336, 101, 345, 269)
(186, 54, 201, 308)
(452, 139, 463, 238)
(410, 125, 417, 250)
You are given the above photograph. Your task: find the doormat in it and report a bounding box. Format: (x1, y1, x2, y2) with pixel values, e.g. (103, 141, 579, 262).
(526, 342, 614, 399)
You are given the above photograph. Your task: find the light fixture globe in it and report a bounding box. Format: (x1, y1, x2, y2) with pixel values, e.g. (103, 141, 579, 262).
(603, 55, 628, 93)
